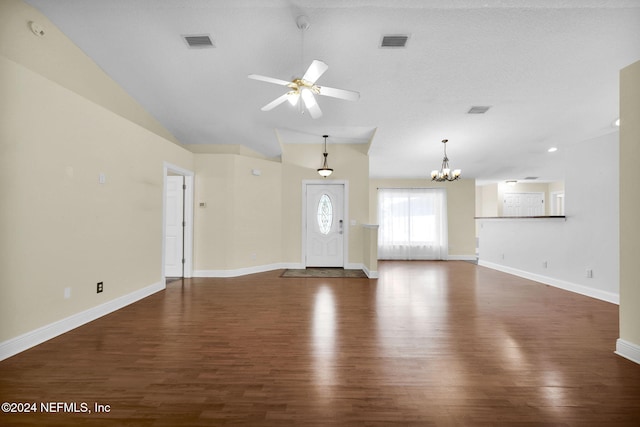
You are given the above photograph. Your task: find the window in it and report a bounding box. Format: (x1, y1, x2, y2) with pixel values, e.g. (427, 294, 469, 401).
(317, 194, 333, 235)
(377, 188, 448, 260)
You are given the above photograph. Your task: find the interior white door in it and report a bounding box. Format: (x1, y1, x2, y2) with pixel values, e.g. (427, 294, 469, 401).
(503, 192, 544, 216)
(306, 184, 344, 267)
(164, 175, 184, 277)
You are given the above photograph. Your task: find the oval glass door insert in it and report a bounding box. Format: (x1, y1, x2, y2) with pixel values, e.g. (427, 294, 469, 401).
(317, 194, 333, 235)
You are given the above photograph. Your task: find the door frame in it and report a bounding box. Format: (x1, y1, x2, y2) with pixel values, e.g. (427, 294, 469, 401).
(162, 162, 194, 280)
(550, 191, 565, 216)
(301, 180, 349, 268)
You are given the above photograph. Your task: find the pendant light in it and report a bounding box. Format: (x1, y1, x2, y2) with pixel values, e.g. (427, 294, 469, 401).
(317, 135, 333, 177)
(431, 139, 461, 182)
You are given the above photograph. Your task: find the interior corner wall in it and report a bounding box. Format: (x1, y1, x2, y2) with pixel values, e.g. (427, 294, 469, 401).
(619, 60, 640, 352)
(193, 154, 236, 271)
(368, 178, 477, 258)
(0, 54, 194, 344)
(193, 154, 283, 274)
(230, 155, 282, 269)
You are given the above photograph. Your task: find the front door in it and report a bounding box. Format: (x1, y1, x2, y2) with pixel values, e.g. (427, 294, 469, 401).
(306, 184, 344, 267)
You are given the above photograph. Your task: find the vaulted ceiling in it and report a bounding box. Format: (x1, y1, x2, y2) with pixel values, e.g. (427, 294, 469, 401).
(24, 0, 640, 183)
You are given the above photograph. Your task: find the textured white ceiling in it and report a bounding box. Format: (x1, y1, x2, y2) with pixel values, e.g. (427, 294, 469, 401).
(24, 0, 640, 183)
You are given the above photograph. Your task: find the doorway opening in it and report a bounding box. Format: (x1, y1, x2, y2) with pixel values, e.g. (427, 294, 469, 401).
(163, 163, 194, 280)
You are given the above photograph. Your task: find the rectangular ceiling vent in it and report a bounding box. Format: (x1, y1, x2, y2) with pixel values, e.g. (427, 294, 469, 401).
(468, 106, 491, 114)
(183, 34, 215, 48)
(380, 35, 409, 48)
(524, 176, 539, 180)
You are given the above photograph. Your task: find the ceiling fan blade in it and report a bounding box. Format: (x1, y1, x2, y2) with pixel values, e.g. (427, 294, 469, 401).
(302, 60, 328, 84)
(261, 93, 290, 111)
(248, 74, 292, 86)
(301, 89, 323, 119)
(317, 85, 360, 102)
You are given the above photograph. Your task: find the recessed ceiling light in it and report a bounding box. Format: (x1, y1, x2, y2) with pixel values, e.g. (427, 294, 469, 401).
(548, 147, 558, 153)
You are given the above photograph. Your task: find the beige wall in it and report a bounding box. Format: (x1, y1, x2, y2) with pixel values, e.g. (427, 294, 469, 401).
(476, 183, 496, 217)
(0, 0, 180, 145)
(193, 154, 282, 271)
(193, 155, 236, 270)
(0, 54, 193, 342)
(619, 60, 640, 348)
(369, 178, 476, 257)
(0, 0, 193, 343)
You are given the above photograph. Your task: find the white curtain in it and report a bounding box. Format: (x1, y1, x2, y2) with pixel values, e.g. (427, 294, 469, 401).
(377, 188, 448, 260)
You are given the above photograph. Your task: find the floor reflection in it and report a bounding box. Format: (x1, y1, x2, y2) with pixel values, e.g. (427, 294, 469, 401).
(311, 285, 336, 393)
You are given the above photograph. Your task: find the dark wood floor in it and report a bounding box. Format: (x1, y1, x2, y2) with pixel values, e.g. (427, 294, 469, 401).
(1, 261, 639, 426)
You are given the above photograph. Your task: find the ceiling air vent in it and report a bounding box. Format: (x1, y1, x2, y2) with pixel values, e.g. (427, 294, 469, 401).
(468, 106, 491, 114)
(524, 177, 539, 180)
(183, 34, 214, 48)
(380, 35, 409, 48)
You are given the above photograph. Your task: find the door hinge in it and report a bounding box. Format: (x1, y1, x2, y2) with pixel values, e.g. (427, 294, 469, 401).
(182, 221, 186, 227)
(183, 184, 187, 190)
(182, 258, 185, 264)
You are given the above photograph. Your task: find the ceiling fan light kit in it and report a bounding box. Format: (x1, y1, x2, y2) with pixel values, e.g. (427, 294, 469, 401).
(431, 139, 461, 182)
(248, 16, 359, 119)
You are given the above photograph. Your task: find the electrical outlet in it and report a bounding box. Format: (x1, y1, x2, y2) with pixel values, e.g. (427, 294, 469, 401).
(542, 261, 548, 268)
(64, 287, 71, 299)
(97, 282, 104, 293)
(586, 269, 593, 278)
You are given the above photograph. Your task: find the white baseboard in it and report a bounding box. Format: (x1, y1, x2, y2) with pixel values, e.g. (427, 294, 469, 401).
(362, 264, 378, 279)
(346, 262, 378, 278)
(193, 263, 303, 278)
(0, 280, 165, 362)
(448, 254, 478, 261)
(478, 260, 619, 304)
(194, 262, 377, 278)
(615, 339, 640, 365)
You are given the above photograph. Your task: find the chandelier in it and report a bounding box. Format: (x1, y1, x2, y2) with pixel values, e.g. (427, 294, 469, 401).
(317, 135, 333, 177)
(431, 139, 461, 182)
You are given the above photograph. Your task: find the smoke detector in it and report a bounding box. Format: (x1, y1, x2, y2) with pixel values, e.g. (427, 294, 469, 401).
(29, 21, 45, 37)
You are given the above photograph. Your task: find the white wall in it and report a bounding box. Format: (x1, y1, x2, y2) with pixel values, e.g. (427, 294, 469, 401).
(478, 131, 619, 303)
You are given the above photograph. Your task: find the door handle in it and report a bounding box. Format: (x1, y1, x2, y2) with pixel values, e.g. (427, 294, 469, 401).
(339, 219, 343, 234)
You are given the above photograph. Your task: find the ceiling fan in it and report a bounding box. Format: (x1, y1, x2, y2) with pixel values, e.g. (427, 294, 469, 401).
(248, 16, 359, 119)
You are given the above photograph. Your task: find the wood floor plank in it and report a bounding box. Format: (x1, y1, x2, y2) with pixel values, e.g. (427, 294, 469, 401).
(1, 261, 639, 426)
